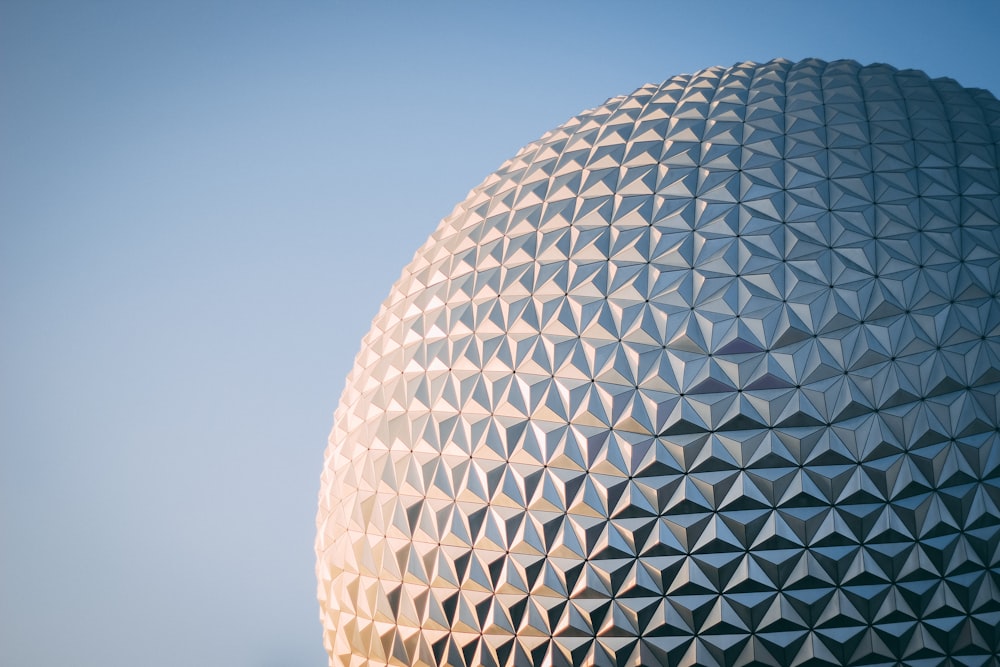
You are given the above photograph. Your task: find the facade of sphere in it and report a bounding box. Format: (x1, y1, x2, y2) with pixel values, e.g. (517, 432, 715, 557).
(317, 58, 1000, 667)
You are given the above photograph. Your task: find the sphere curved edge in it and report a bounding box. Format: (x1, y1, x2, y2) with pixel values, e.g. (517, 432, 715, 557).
(318, 58, 1000, 667)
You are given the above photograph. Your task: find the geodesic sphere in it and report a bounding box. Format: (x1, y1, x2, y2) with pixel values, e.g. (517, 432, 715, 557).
(317, 58, 1000, 667)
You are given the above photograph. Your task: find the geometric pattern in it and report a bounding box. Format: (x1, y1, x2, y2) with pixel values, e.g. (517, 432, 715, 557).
(316, 58, 1000, 666)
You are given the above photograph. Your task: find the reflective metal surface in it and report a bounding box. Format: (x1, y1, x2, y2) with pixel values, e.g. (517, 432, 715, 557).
(317, 58, 1000, 666)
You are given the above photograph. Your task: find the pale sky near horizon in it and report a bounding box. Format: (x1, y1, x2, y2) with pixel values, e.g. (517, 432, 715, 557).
(3, 1, 1000, 665)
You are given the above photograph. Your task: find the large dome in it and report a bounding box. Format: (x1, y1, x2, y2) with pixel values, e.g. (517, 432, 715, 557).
(317, 58, 1000, 667)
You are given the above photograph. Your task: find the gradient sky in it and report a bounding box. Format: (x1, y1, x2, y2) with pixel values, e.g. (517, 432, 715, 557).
(3, 1, 999, 665)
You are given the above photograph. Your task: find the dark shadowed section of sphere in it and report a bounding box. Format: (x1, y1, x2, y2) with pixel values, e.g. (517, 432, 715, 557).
(317, 58, 1000, 667)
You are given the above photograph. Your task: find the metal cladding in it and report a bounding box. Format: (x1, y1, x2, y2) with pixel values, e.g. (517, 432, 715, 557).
(317, 58, 1000, 666)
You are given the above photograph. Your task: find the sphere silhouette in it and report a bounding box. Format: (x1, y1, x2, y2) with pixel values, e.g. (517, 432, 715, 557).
(317, 58, 1000, 667)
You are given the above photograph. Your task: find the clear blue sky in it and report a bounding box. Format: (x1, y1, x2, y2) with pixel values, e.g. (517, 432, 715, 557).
(2, 1, 998, 665)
